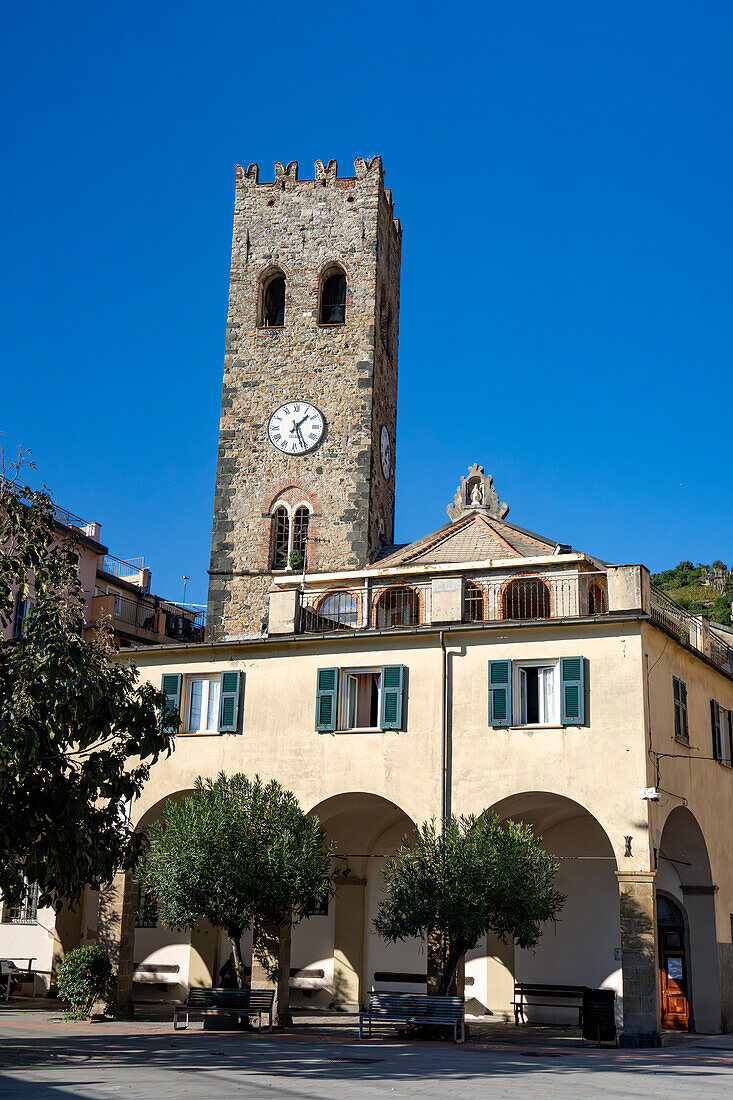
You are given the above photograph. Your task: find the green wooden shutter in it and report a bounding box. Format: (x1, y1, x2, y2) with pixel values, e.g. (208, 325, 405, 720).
(488, 660, 512, 726)
(673, 677, 682, 739)
(161, 673, 182, 734)
(560, 657, 585, 725)
(380, 664, 404, 730)
(316, 668, 339, 731)
(711, 699, 722, 761)
(218, 670, 242, 732)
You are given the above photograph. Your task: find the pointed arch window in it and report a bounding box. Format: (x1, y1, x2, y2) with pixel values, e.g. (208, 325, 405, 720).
(588, 582, 607, 615)
(292, 507, 310, 567)
(259, 271, 286, 328)
(270, 502, 312, 571)
(319, 267, 347, 325)
(271, 507, 290, 569)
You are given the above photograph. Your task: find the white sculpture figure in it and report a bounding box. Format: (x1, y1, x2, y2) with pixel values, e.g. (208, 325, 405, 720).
(470, 481, 483, 506)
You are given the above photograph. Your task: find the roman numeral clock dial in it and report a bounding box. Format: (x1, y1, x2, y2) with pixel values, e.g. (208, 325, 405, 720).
(267, 401, 325, 455)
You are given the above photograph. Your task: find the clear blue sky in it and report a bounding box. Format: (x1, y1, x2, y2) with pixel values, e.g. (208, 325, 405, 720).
(2, 2, 732, 608)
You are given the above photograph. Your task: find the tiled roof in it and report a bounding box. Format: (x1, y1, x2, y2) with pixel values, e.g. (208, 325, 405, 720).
(373, 511, 560, 569)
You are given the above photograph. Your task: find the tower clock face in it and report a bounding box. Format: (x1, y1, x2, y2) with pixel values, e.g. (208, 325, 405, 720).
(267, 401, 325, 455)
(380, 424, 391, 480)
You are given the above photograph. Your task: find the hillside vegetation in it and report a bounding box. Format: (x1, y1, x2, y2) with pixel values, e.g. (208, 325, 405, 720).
(652, 561, 732, 626)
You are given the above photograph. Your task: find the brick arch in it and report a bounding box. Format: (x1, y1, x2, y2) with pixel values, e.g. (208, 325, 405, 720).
(261, 485, 321, 573)
(263, 483, 322, 516)
(498, 572, 554, 620)
(371, 583, 423, 629)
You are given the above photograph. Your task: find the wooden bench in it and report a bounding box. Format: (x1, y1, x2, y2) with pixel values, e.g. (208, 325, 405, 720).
(513, 983, 587, 1026)
(133, 963, 181, 985)
(359, 991, 465, 1043)
(173, 987, 275, 1031)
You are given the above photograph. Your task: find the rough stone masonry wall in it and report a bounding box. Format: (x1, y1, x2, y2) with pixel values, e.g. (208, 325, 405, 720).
(207, 157, 402, 640)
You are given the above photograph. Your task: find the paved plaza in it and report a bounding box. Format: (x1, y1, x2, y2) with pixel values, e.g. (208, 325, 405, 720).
(1, 1012, 733, 1099)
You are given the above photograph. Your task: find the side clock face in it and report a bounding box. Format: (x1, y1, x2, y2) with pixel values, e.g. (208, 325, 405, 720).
(380, 424, 392, 480)
(268, 401, 325, 455)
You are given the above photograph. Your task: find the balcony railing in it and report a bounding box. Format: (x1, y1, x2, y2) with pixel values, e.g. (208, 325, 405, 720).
(162, 605, 206, 643)
(100, 554, 145, 580)
(650, 588, 733, 673)
(298, 573, 609, 635)
(112, 594, 158, 634)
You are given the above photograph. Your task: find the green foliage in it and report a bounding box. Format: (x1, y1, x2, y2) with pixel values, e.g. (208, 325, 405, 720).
(652, 559, 732, 626)
(57, 945, 113, 1018)
(137, 773, 333, 985)
(374, 814, 565, 995)
(0, 473, 173, 909)
(652, 561, 704, 589)
(288, 550, 304, 570)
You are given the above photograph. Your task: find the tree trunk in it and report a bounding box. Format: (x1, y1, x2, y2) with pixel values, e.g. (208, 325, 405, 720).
(229, 929, 245, 988)
(437, 944, 466, 997)
(276, 920, 292, 1028)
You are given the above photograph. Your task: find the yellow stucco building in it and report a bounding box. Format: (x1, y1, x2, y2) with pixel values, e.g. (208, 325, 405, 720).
(2, 158, 731, 1046)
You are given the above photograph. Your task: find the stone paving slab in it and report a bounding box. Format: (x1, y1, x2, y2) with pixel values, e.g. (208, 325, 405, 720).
(0, 1012, 732, 1099)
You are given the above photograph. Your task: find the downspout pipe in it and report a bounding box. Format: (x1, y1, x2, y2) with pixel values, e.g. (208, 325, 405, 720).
(440, 629, 448, 826)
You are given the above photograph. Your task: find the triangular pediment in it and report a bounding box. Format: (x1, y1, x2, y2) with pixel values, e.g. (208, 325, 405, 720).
(374, 512, 559, 569)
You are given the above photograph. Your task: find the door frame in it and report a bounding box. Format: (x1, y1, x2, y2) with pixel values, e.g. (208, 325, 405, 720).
(657, 890, 695, 1032)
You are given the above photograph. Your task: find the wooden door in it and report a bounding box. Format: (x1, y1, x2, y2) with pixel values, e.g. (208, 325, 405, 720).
(659, 928, 689, 1030)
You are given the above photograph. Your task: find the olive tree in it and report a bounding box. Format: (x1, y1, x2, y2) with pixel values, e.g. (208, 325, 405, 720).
(374, 813, 565, 996)
(0, 471, 173, 910)
(137, 773, 333, 1024)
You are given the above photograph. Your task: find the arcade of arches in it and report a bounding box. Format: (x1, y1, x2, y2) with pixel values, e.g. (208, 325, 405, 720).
(94, 788, 725, 1041)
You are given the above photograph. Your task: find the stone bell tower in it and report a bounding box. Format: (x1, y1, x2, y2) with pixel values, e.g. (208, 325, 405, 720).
(207, 157, 402, 641)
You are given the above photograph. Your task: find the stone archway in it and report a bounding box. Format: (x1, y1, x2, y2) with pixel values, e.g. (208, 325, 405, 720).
(296, 793, 418, 1010)
(658, 806, 721, 1033)
(100, 788, 221, 1013)
(469, 792, 620, 1026)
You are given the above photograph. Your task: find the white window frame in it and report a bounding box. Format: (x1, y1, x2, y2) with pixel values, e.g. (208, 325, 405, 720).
(271, 500, 313, 572)
(339, 666, 382, 732)
(514, 659, 560, 727)
(185, 675, 221, 734)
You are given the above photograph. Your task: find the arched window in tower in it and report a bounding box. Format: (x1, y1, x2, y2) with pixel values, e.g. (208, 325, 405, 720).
(588, 582, 608, 615)
(259, 271, 286, 328)
(291, 506, 310, 567)
(502, 577, 551, 620)
(271, 507, 289, 569)
(319, 267, 347, 325)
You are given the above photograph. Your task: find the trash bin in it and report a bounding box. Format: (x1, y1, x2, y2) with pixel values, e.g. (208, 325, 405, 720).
(582, 987, 616, 1044)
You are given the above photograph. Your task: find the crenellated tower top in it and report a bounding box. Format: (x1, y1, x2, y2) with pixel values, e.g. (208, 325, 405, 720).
(233, 157, 401, 237)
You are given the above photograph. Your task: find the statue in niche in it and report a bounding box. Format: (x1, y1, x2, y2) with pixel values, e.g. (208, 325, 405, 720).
(447, 464, 509, 522)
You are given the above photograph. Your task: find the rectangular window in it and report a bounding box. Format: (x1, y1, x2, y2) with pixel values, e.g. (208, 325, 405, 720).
(341, 670, 381, 730)
(713, 702, 733, 766)
(673, 677, 689, 743)
(187, 676, 221, 733)
(4, 880, 39, 924)
(515, 662, 559, 726)
(14, 597, 30, 637)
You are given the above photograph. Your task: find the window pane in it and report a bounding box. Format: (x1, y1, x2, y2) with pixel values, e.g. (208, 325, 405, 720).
(207, 679, 220, 730)
(540, 667, 556, 723)
(189, 680, 203, 730)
